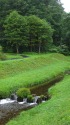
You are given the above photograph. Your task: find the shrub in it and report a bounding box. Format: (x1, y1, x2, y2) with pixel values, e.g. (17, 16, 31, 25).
(27, 95, 34, 103)
(49, 45, 59, 53)
(57, 45, 70, 55)
(40, 95, 45, 100)
(16, 88, 31, 98)
(40, 95, 48, 101)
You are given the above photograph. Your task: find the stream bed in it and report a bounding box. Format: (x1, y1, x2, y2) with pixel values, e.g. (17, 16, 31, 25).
(0, 101, 37, 125)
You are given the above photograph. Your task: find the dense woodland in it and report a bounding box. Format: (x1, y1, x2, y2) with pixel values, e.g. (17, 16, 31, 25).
(0, 0, 70, 54)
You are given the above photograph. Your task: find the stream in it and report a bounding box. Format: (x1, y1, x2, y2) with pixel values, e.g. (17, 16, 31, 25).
(0, 71, 70, 125)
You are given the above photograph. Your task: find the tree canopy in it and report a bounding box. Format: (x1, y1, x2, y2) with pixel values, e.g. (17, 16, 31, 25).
(4, 11, 28, 53)
(0, 0, 70, 54)
(4, 12, 53, 53)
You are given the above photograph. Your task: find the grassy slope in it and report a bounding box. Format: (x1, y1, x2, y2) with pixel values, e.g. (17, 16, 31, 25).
(0, 53, 56, 78)
(0, 53, 69, 79)
(6, 75, 70, 125)
(0, 53, 70, 97)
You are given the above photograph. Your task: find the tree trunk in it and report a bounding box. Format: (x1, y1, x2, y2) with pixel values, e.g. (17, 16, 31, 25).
(16, 44, 19, 54)
(30, 44, 32, 52)
(39, 42, 41, 54)
(29, 35, 33, 52)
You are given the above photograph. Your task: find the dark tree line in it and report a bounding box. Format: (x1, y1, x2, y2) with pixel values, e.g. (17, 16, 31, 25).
(0, 0, 70, 54)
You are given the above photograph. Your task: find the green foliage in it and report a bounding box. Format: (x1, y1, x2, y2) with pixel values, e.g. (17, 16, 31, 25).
(4, 11, 28, 53)
(0, 0, 66, 53)
(27, 95, 34, 103)
(16, 88, 31, 98)
(27, 15, 53, 53)
(57, 45, 70, 55)
(49, 45, 59, 53)
(49, 45, 70, 55)
(62, 13, 70, 52)
(44, 0, 64, 46)
(4, 13, 53, 53)
(40, 95, 45, 100)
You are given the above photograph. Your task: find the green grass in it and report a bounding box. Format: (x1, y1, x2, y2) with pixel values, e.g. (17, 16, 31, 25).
(5, 52, 38, 60)
(0, 53, 58, 79)
(6, 75, 70, 125)
(0, 53, 69, 79)
(0, 53, 70, 125)
(6, 53, 23, 59)
(0, 53, 70, 97)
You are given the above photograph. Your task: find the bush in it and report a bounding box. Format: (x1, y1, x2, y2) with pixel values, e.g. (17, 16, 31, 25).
(49, 45, 59, 53)
(40, 95, 48, 101)
(16, 88, 31, 98)
(57, 45, 70, 55)
(49, 45, 70, 55)
(40, 95, 45, 100)
(27, 95, 34, 103)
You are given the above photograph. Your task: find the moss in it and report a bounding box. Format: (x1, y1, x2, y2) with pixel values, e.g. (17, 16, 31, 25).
(27, 95, 34, 103)
(16, 88, 31, 98)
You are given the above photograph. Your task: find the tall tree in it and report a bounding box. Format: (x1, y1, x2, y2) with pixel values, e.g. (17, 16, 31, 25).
(4, 11, 28, 53)
(62, 13, 70, 51)
(0, 0, 65, 52)
(27, 15, 53, 53)
(46, 0, 64, 46)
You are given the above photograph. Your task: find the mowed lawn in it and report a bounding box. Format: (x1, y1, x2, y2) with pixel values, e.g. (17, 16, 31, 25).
(6, 75, 70, 125)
(0, 53, 70, 97)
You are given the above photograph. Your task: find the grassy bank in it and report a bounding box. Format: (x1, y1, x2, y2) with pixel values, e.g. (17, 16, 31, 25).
(6, 75, 70, 125)
(0, 53, 68, 79)
(0, 53, 70, 97)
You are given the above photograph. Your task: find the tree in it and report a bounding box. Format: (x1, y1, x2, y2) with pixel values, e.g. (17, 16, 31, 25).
(4, 11, 28, 53)
(0, 0, 61, 37)
(37, 19, 53, 53)
(62, 13, 70, 52)
(0, 0, 65, 53)
(27, 15, 53, 53)
(46, 0, 64, 46)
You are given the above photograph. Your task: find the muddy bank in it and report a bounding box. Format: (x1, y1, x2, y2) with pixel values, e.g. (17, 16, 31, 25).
(30, 74, 64, 95)
(30, 69, 70, 95)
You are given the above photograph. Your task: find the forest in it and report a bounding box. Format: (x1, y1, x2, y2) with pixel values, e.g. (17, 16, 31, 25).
(0, 0, 70, 54)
